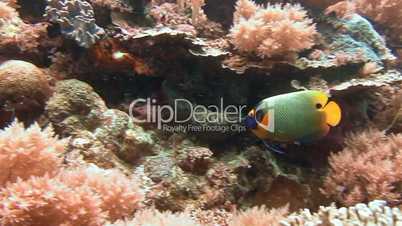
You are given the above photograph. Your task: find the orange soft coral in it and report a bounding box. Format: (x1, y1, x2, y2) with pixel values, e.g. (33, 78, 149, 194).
(0, 166, 144, 226)
(0, 120, 66, 187)
(229, 206, 288, 226)
(322, 129, 402, 206)
(229, 0, 317, 59)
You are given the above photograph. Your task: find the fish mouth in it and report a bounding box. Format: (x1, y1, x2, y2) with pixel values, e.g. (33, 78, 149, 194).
(322, 101, 341, 126)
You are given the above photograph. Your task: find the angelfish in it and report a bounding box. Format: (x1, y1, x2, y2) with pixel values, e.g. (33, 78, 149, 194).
(244, 90, 341, 149)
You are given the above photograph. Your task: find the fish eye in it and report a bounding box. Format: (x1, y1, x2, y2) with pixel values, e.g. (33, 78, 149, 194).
(316, 103, 322, 109)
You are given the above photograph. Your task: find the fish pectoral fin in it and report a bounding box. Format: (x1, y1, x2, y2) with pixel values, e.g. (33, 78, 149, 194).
(262, 140, 286, 154)
(323, 101, 341, 126)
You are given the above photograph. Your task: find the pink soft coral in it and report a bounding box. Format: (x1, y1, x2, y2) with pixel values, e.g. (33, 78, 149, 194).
(0, 2, 48, 52)
(107, 209, 200, 226)
(59, 166, 143, 222)
(354, 0, 402, 42)
(0, 175, 106, 226)
(228, 206, 288, 226)
(322, 129, 402, 206)
(233, 0, 258, 23)
(230, 0, 317, 59)
(0, 120, 66, 187)
(0, 165, 144, 226)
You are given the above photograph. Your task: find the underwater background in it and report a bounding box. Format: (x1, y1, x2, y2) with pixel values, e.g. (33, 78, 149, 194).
(0, 0, 402, 225)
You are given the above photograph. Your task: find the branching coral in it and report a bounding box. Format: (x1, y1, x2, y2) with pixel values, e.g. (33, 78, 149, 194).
(0, 120, 66, 187)
(282, 200, 402, 225)
(229, 206, 288, 226)
(229, 0, 317, 59)
(0, 165, 143, 225)
(107, 209, 201, 226)
(322, 129, 402, 206)
(45, 0, 105, 48)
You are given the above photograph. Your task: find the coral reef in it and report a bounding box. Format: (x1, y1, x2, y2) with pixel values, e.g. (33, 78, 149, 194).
(322, 129, 402, 206)
(176, 146, 214, 174)
(353, 0, 402, 44)
(324, 0, 402, 44)
(88, 0, 134, 13)
(89, 39, 154, 75)
(0, 0, 401, 224)
(45, 79, 157, 169)
(230, 0, 317, 59)
(45, 0, 105, 48)
(149, 3, 191, 27)
(0, 117, 143, 226)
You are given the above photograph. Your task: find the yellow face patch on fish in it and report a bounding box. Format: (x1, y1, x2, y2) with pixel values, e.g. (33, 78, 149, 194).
(323, 101, 341, 126)
(311, 92, 341, 127)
